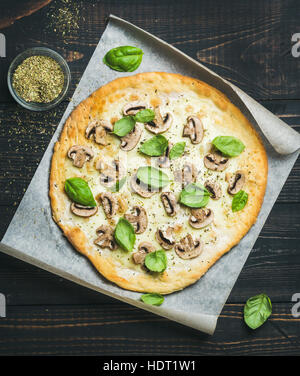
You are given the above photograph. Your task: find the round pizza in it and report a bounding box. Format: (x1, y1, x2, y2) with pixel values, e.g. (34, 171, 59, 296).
(49, 72, 268, 294)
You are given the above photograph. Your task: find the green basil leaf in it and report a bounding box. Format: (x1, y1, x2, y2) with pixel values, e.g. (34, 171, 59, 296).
(109, 177, 127, 193)
(114, 218, 136, 252)
(134, 109, 155, 123)
(144, 250, 167, 273)
(232, 190, 248, 212)
(113, 116, 136, 137)
(141, 293, 164, 306)
(136, 166, 170, 189)
(244, 293, 272, 330)
(65, 177, 96, 207)
(212, 136, 245, 157)
(169, 142, 186, 160)
(103, 46, 143, 72)
(179, 183, 210, 208)
(139, 135, 168, 156)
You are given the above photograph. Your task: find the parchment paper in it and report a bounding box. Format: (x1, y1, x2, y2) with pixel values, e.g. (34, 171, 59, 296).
(1, 15, 299, 335)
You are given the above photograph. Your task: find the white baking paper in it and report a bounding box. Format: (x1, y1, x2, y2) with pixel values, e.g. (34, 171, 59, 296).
(1, 15, 299, 335)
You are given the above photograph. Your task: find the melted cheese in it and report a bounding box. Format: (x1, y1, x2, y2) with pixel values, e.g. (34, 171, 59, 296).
(63, 87, 251, 276)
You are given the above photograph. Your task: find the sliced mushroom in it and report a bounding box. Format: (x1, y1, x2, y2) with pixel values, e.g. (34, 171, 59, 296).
(85, 120, 113, 145)
(204, 152, 229, 172)
(161, 192, 178, 217)
(132, 242, 155, 264)
(124, 206, 148, 234)
(156, 227, 175, 250)
(98, 192, 117, 219)
(227, 170, 246, 195)
(174, 163, 198, 188)
(157, 143, 171, 168)
(130, 174, 157, 198)
(67, 145, 94, 168)
(204, 180, 222, 200)
(189, 208, 214, 229)
(175, 234, 203, 260)
(123, 101, 147, 116)
(96, 159, 125, 188)
(70, 203, 98, 217)
(145, 107, 173, 134)
(120, 123, 142, 151)
(94, 225, 117, 250)
(183, 115, 204, 144)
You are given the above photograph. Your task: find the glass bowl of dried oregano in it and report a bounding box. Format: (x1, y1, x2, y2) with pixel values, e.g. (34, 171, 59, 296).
(7, 47, 71, 111)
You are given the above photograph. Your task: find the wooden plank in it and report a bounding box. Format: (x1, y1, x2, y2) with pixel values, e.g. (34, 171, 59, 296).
(0, 203, 299, 305)
(0, 303, 298, 355)
(0, 0, 51, 30)
(1, 0, 300, 102)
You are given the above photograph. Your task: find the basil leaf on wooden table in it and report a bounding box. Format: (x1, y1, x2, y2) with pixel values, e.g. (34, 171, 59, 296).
(212, 136, 245, 157)
(145, 250, 167, 273)
(65, 177, 96, 207)
(109, 177, 127, 193)
(139, 135, 168, 156)
(114, 218, 136, 252)
(137, 166, 170, 189)
(169, 142, 186, 160)
(113, 116, 136, 137)
(103, 46, 143, 72)
(134, 109, 155, 123)
(232, 190, 248, 212)
(244, 293, 272, 329)
(179, 183, 210, 208)
(141, 293, 164, 306)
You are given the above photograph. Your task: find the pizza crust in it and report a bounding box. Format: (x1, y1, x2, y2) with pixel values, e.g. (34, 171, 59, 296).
(49, 72, 268, 294)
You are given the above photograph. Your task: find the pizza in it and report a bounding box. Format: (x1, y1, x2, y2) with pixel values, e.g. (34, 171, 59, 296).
(49, 72, 268, 294)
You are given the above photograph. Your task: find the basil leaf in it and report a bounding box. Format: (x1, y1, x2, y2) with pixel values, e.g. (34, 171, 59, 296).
(134, 109, 155, 123)
(137, 166, 169, 189)
(114, 218, 136, 252)
(113, 116, 136, 137)
(65, 177, 96, 207)
(212, 136, 245, 157)
(141, 293, 164, 306)
(103, 46, 143, 72)
(179, 183, 210, 208)
(169, 142, 186, 160)
(139, 135, 168, 156)
(109, 177, 127, 193)
(145, 250, 167, 273)
(232, 190, 248, 212)
(244, 293, 272, 330)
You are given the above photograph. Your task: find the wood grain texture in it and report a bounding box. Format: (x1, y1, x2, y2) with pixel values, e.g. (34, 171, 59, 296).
(0, 304, 299, 355)
(1, 0, 300, 101)
(0, 0, 52, 30)
(0, 0, 299, 356)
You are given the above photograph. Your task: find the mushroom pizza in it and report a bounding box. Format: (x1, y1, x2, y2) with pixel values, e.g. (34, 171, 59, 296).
(49, 72, 267, 294)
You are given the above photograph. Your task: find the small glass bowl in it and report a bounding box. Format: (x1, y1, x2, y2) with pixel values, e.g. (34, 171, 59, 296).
(7, 47, 71, 111)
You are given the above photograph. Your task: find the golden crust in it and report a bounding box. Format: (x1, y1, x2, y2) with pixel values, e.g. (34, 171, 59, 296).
(49, 72, 268, 294)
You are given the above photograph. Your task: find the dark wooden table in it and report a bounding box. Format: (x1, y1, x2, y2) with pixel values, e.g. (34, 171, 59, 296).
(0, 0, 299, 356)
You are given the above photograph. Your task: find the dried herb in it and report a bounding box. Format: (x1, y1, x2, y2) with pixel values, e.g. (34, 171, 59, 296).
(12, 55, 64, 103)
(45, 0, 81, 39)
